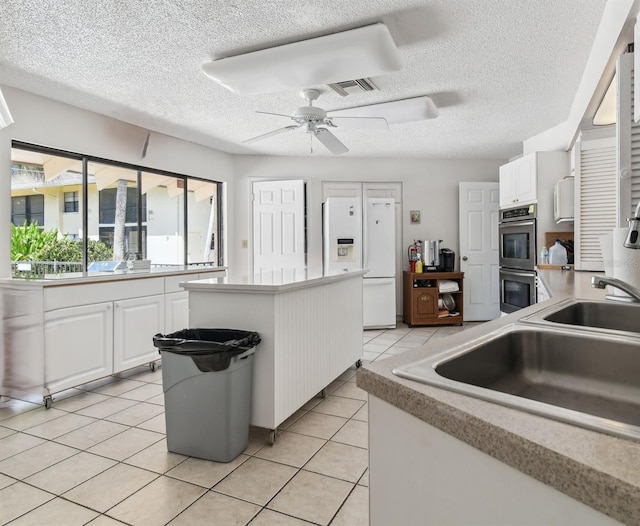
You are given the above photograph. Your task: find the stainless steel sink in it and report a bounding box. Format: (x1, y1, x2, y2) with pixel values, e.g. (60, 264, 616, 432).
(393, 324, 640, 440)
(521, 299, 640, 335)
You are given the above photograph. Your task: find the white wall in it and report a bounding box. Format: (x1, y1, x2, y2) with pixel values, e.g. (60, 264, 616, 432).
(0, 86, 234, 277)
(232, 155, 503, 281)
(0, 87, 504, 296)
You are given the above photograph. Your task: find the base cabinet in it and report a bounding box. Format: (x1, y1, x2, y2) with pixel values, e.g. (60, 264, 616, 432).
(113, 294, 164, 372)
(164, 291, 189, 334)
(44, 303, 113, 393)
(403, 271, 464, 327)
(369, 395, 621, 525)
(1, 269, 226, 403)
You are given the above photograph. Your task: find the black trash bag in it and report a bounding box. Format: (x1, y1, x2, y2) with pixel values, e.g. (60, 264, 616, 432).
(153, 328, 261, 372)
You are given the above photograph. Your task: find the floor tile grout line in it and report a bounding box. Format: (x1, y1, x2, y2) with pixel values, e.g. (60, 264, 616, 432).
(0, 327, 406, 525)
(327, 480, 361, 525)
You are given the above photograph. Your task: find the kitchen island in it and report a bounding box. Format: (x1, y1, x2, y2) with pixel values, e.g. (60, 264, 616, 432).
(181, 269, 366, 442)
(358, 269, 640, 525)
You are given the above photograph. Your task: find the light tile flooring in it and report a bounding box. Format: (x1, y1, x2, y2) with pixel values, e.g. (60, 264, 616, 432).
(0, 321, 480, 525)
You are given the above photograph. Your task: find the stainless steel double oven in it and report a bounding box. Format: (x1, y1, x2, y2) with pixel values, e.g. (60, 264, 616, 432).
(499, 204, 537, 313)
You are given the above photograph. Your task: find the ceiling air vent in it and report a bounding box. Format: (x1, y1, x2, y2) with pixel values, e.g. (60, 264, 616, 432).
(327, 78, 379, 97)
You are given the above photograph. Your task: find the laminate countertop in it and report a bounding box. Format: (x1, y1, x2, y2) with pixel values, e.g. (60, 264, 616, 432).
(180, 269, 368, 294)
(0, 265, 225, 287)
(357, 269, 640, 525)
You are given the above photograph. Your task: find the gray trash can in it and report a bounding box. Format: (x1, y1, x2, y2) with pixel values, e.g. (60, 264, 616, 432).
(153, 329, 260, 463)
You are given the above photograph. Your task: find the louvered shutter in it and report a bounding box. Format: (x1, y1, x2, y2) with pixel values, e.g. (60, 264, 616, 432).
(574, 137, 617, 271)
(620, 52, 640, 220)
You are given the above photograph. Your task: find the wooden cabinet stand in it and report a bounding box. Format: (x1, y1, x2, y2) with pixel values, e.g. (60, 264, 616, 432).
(402, 271, 464, 327)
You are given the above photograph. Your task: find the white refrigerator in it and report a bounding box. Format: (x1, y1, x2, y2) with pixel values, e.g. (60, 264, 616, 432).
(323, 197, 362, 275)
(323, 196, 396, 329)
(363, 197, 396, 329)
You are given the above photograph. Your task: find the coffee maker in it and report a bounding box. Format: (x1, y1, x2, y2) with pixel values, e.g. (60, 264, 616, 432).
(439, 248, 455, 272)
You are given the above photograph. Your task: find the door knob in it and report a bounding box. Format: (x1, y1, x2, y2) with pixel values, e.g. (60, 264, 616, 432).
(462, 256, 468, 261)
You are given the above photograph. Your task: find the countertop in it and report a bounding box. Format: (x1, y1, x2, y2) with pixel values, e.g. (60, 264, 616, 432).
(357, 268, 640, 525)
(0, 265, 226, 287)
(181, 269, 368, 294)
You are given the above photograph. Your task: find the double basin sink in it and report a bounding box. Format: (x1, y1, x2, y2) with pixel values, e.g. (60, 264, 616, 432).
(393, 299, 640, 441)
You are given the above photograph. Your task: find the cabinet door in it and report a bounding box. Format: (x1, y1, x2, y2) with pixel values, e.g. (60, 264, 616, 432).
(44, 303, 113, 393)
(515, 154, 537, 205)
(113, 295, 164, 372)
(499, 163, 517, 207)
(413, 289, 438, 321)
(164, 291, 189, 334)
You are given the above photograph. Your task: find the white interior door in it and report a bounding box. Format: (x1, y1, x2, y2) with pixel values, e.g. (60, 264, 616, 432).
(459, 182, 500, 321)
(253, 180, 306, 280)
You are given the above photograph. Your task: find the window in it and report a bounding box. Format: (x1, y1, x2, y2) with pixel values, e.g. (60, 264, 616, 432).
(64, 191, 79, 212)
(11, 194, 44, 226)
(10, 142, 223, 276)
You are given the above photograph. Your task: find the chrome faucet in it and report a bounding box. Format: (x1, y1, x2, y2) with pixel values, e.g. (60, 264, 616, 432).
(624, 201, 640, 249)
(591, 276, 640, 303)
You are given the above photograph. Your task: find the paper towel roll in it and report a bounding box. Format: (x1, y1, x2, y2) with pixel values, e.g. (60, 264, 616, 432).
(612, 227, 640, 297)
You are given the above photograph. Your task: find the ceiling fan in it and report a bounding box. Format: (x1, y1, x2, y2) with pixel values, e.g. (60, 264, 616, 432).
(243, 89, 389, 155)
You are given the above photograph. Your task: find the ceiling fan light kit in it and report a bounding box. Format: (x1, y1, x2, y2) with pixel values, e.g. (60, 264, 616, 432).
(201, 23, 402, 95)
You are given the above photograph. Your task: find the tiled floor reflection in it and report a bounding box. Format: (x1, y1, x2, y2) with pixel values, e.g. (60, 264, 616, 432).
(0, 321, 478, 525)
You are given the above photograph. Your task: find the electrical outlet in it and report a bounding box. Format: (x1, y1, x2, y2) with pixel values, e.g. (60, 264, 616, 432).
(241, 240, 248, 249)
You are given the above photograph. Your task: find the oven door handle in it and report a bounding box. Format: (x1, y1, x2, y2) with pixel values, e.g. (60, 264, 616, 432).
(500, 268, 536, 278)
(499, 220, 535, 228)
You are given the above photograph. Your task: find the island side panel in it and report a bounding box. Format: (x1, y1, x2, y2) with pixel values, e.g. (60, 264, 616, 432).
(272, 275, 363, 425)
(326, 276, 363, 376)
(368, 395, 622, 526)
(1, 284, 45, 400)
(187, 290, 277, 430)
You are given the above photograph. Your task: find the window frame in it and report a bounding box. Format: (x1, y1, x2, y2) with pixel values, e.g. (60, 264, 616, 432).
(63, 191, 79, 213)
(11, 194, 45, 226)
(11, 140, 223, 271)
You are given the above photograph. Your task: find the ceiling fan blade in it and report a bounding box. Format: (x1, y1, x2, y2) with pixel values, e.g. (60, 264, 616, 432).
(329, 95, 439, 124)
(256, 110, 294, 119)
(243, 125, 300, 144)
(315, 128, 349, 155)
(328, 116, 388, 130)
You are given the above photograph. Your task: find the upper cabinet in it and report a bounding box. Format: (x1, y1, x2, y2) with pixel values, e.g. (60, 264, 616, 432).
(500, 152, 568, 209)
(499, 153, 538, 208)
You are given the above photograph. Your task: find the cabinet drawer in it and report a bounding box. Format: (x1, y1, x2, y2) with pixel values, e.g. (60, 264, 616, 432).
(45, 278, 165, 310)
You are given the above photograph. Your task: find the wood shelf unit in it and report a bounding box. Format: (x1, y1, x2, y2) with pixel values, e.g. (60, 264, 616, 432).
(402, 271, 464, 327)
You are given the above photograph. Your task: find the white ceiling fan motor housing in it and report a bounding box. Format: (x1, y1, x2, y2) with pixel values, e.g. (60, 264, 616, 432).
(294, 106, 326, 122)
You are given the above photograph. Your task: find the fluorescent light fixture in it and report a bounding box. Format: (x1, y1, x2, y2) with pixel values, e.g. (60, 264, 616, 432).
(0, 87, 14, 129)
(329, 95, 439, 125)
(202, 23, 402, 95)
(593, 73, 616, 126)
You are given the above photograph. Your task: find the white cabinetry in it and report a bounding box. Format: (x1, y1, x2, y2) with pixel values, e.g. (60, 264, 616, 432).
(43, 278, 166, 397)
(499, 153, 538, 208)
(44, 303, 113, 393)
(113, 295, 164, 371)
(0, 268, 226, 404)
(164, 292, 189, 334)
(369, 395, 620, 526)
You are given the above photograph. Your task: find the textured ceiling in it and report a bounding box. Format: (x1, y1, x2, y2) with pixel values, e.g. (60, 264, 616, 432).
(0, 0, 607, 159)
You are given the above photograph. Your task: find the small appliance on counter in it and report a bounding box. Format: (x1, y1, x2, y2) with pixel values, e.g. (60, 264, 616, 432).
(409, 240, 455, 273)
(439, 248, 455, 272)
(422, 240, 442, 272)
